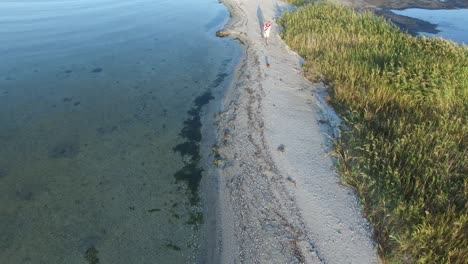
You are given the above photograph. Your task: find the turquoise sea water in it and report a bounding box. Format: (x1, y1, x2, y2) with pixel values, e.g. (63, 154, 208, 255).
(0, 0, 241, 263)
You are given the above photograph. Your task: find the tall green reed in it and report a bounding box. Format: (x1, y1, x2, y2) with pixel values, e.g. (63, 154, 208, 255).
(279, 3, 467, 263)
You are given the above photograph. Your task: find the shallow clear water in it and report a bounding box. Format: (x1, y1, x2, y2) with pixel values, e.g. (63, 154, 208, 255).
(0, 0, 241, 263)
(392, 8, 468, 45)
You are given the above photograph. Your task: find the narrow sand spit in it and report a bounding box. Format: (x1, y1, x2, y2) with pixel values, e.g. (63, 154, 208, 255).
(211, 0, 379, 263)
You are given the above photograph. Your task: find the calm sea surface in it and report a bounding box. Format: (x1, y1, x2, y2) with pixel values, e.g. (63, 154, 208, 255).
(0, 0, 241, 263)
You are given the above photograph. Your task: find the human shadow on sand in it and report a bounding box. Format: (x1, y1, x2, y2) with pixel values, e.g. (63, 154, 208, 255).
(257, 6, 265, 37)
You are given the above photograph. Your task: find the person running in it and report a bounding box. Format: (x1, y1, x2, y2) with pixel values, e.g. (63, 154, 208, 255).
(263, 21, 271, 45)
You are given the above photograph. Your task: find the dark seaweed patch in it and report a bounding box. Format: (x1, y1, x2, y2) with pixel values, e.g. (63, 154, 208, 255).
(147, 208, 161, 213)
(173, 162, 203, 205)
(173, 91, 214, 205)
(165, 243, 181, 251)
(172, 141, 199, 159)
(96, 126, 118, 136)
(15, 186, 32, 201)
(0, 168, 7, 178)
(180, 109, 203, 143)
(210, 73, 228, 88)
(48, 141, 80, 159)
(171, 212, 180, 219)
(85, 246, 99, 264)
(186, 211, 203, 225)
(194, 91, 215, 106)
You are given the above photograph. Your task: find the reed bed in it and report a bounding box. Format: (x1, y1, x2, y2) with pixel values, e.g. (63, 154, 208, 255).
(279, 4, 467, 263)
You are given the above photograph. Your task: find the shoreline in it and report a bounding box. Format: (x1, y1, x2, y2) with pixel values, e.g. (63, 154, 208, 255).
(327, 0, 468, 10)
(210, 0, 379, 263)
(198, 41, 243, 264)
(329, 0, 468, 43)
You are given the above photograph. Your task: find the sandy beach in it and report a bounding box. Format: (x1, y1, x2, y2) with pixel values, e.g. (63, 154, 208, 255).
(208, 0, 380, 263)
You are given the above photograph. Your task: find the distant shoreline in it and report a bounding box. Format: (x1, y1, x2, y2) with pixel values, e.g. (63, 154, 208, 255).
(325, 0, 468, 40)
(329, 0, 468, 10)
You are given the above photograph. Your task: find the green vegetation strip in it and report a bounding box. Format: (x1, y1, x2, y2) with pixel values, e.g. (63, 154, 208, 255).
(279, 3, 467, 263)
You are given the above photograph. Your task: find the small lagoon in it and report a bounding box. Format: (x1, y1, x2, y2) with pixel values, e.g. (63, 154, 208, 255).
(391, 8, 468, 45)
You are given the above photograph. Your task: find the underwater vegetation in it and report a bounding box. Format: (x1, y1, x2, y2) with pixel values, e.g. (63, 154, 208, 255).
(173, 91, 214, 206)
